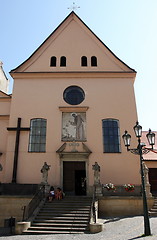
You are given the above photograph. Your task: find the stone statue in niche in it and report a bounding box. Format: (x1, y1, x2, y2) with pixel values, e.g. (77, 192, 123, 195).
(92, 162, 100, 185)
(62, 112, 86, 141)
(41, 162, 50, 184)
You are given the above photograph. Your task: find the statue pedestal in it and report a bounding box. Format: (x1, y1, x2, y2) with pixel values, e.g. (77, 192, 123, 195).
(40, 183, 50, 197)
(146, 183, 152, 197)
(89, 223, 104, 233)
(15, 222, 31, 235)
(95, 184, 103, 197)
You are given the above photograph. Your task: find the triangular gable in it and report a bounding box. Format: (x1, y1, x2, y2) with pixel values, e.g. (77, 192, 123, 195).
(10, 11, 135, 74)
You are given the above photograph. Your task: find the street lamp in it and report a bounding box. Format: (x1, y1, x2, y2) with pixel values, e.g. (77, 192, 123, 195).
(122, 122, 155, 236)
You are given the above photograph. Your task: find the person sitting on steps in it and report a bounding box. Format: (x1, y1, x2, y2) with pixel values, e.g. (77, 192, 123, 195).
(55, 187, 63, 200)
(48, 186, 55, 202)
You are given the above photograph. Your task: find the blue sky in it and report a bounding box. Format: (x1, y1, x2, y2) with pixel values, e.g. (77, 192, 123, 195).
(1, 0, 157, 131)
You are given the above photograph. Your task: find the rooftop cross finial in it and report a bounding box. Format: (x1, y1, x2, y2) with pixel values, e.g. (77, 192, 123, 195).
(68, 2, 80, 11)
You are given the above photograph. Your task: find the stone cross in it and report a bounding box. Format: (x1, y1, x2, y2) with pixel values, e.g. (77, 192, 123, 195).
(68, 2, 80, 11)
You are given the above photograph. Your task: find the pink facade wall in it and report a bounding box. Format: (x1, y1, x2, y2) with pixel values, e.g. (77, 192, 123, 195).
(0, 12, 141, 194)
(0, 97, 11, 182)
(3, 74, 140, 188)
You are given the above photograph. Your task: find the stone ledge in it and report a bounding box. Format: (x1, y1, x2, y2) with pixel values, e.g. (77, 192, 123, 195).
(98, 196, 154, 217)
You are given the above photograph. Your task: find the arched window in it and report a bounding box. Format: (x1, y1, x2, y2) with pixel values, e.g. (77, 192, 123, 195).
(29, 118, 47, 152)
(91, 56, 97, 66)
(102, 119, 121, 153)
(50, 56, 56, 67)
(60, 56, 66, 67)
(81, 56, 87, 66)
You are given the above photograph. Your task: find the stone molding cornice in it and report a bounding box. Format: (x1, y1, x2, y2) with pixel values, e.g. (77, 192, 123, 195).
(10, 71, 136, 79)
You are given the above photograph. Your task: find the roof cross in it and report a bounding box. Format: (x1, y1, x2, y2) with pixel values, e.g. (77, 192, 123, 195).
(68, 2, 80, 11)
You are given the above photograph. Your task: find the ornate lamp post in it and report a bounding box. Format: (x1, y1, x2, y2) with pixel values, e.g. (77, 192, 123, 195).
(122, 122, 155, 236)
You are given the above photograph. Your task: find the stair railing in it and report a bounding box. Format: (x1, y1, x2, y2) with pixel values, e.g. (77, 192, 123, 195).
(22, 185, 46, 221)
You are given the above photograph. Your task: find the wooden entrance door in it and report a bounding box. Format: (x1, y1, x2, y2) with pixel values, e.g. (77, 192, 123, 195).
(63, 161, 86, 196)
(148, 168, 157, 194)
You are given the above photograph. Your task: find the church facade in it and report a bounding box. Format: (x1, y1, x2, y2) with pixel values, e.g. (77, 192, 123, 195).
(0, 12, 141, 196)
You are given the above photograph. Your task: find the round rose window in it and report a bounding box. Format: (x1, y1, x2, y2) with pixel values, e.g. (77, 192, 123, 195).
(63, 86, 85, 105)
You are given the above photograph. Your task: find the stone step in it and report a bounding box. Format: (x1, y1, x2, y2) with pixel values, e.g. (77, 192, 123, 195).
(150, 209, 157, 212)
(27, 226, 86, 231)
(41, 206, 91, 210)
(38, 213, 90, 217)
(44, 203, 91, 207)
(149, 197, 157, 216)
(46, 198, 91, 204)
(47, 198, 92, 201)
(151, 206, 157, 209)
(33, 219, 88, 224)
(45, 200, 92, 204)
(149, 211, 157, 216)
(45, 202, 91, 204)
(35, 215, 89, 220)
(44, 205, 91, 209)
(23, 230, 84, 234)
(44, 204, 91, 208)
(41, 209, 90, 213)
(42, 208, 90, 212)
(38, 212, 89, 217)
(39, 210, 90, 214)
(23, 196, 92, 235)
(60, 196, 92, 200)
(148, 197, 157, 216)
(32, 223, 87, 227)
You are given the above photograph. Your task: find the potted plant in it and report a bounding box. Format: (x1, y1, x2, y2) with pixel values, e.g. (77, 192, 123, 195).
(103, 183, 116, 192)
(123, 184, 135, 192)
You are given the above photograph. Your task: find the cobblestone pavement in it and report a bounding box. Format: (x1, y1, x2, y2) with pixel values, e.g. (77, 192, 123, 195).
(0, 216, 157, 240)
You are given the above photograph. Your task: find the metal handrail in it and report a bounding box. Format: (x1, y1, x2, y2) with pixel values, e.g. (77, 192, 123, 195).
(22, 185, 45, 221)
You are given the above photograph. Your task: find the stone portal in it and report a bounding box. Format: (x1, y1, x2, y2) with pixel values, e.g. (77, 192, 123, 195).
(63, 161, 86, 196)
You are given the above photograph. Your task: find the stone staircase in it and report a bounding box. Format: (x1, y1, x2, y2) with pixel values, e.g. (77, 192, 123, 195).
(149, 197, 157, 216)
(23, 196, 92, 234)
